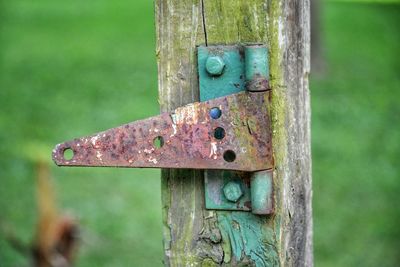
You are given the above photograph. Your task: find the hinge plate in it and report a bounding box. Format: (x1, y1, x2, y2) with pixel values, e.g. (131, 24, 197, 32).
(198, 45, 273, 212)
(52, 91, 272, 172)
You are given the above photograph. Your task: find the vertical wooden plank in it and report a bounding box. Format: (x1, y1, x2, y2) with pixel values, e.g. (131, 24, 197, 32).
(155, 1, 218, 266)
(279, 1, 313, 265)
(155, 0, 312, 266)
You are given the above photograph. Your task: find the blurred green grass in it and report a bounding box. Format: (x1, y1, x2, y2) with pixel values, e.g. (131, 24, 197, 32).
(312, 2, 400, 267)
(0, 1, 399, 267)
(0, 1, 162, 266)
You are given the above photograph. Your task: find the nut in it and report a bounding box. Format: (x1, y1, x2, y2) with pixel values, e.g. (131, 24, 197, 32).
(223, 181, 243, 202)
(205, 56, 225, 76)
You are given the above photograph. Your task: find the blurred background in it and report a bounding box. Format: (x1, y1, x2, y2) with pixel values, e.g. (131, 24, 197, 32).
(0, 0, 398, 266)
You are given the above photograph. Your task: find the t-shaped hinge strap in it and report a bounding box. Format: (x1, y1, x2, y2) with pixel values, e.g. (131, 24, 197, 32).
(52, 91, 273, 172)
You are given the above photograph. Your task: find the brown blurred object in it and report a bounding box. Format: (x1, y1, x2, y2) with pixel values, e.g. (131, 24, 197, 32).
(32, 160, 79, 267)
(1, 160, 79, 267)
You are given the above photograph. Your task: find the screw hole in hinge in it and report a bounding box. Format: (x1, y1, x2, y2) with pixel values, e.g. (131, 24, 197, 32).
(153, 136, 164, 149)
(209, 107, 222, 119)
(214, 127, 225, 140)
(223, 150, 236, 162)
(63, 148, 74, 160)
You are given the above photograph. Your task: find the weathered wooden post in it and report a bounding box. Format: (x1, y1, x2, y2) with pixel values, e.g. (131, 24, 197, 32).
(156, 1, 312, 266)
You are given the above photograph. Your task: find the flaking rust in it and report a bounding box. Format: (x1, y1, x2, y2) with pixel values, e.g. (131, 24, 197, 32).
(52, 91, 273, 172)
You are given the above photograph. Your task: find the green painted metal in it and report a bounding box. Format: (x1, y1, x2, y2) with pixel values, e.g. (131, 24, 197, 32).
(200, 44, 274, 215)
(244, 46, 269, 81)
(223, 181, 244, 202)
(198, 45, 245, 101)
(199, 45, 252, 211)
(251, 171, 274, 214)
(244, 45, 274, 215)
(205, 171, 252, 211)
(205, 56, 226, 76)
(245, 45, 270, 92)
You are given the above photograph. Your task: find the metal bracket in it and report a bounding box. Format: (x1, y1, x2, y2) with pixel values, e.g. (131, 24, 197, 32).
(198, 45, 273, 214)
(52, 91, 272, 171)
(52, 44, 274, 215)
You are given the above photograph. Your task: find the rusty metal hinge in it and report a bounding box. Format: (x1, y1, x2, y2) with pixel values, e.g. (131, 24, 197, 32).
(52, 92, 272, 171)
(52, 44, 274, 215)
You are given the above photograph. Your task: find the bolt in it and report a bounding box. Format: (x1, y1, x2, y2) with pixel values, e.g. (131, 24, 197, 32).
(209, 107, 222, 119)
(223, 181, 243, 202)
(205, 56, 225, 76)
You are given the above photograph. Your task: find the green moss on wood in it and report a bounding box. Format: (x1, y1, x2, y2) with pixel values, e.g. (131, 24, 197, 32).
(267, 0, 286, 263)
(204, 1, 268, 44)
(202, 258, 219, 267)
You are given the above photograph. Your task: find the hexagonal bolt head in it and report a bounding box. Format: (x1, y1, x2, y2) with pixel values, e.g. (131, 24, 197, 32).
(205, 56, 225, 76)
(223, 181, 243, 202)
